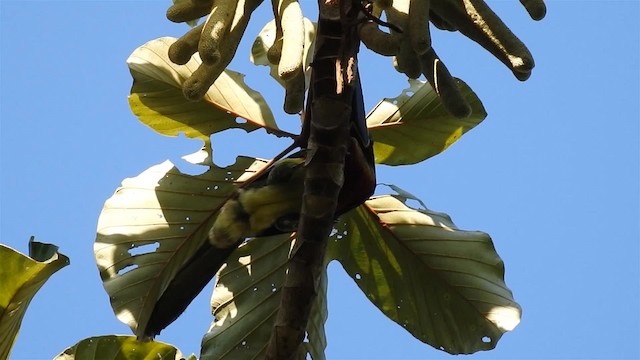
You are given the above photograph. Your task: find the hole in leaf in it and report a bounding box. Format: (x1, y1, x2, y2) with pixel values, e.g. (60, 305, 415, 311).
(354, 273, 362, 280)
(129, 242, 159, 256)
(117, 264, 138, 276)
(482, 336, 492, 343)
(405, 198, 426, 210)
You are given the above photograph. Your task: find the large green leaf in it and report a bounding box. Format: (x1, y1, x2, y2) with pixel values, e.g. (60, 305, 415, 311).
(250, 18, 316, 89)
(0, 238, 69, 360)
(94, 156, 268, 337)
(127, 37, 282, 143)
(327, 189, 520, 354)
(201, 235, 327, 360)
(54, 335, 190, 360)
(367, 79, 487, 166)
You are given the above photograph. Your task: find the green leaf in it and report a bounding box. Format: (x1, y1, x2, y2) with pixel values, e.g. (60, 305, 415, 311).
(250, 19, 316, 89)
(367, 79, 487, 166)
(94, 156, 268, 337)
(54, 335, 186, 360)
(0, 237, 69, 360)
(127, 37, 282, 143)
(327, 190, 521, 354)
(201, 235, 327, 360)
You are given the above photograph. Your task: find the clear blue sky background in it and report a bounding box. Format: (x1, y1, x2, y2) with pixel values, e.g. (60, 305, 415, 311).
(1, 1, 638, 359)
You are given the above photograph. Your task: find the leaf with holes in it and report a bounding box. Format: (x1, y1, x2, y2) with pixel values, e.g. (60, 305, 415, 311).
(128, 37, 283, 143)
(54, 335, 189, 360)
(94, 156, 269, 337)
(200, 235, 327, 360)
(367, 79, 486, 166)
(327, 188, 521, 354)
(0, 238, 69, 360)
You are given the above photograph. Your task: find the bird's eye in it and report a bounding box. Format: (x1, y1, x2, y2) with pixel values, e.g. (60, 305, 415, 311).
(274, 214, 299, 232)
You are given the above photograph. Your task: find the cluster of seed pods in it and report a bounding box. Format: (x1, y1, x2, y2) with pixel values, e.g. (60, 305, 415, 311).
(360, 0, 545, 117)
(165, 0, 545, 117)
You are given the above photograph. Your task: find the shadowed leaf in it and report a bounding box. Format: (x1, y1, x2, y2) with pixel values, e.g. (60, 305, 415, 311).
(367, 79, 486, 165)
(0, 238, 69, 360)
(201, 235, 327, 360)
(328, 188, 520, 354)
(54, 335, 187, 360)
(94, 156, 268, 337)
(128, 37, 281, 143)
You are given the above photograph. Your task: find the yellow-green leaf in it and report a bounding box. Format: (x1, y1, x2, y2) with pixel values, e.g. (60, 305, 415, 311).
(201, 235, 327, 360)
(127, 37, 281, 142)
(367, 79, 486, 165)
(54, 335, 186, 360)
(94, 156, 268, 337)
(0, 238, 69, 360)
(328, 190, 520, 354)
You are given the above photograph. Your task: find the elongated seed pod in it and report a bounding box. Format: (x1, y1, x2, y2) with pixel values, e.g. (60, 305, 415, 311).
(429, 10, 457, 31)
(182, 62, 220, 100)
(395, 38, 422, 79)
(374, 0, 393, 9)
(430, 0, 534, 80)
(276, 0, 305, 80)
(191, 0, 214, 6)
(266, 0, 285, 64)
(169, 24, 204, 65)
(166, 1, 212, 23)
(409, 0, 431, 55)
(520, 0, 546, 20)
(199, 0, 238, 64)
(283, 69, 305, 114)
(358, 22, 399, 56)
(183, 0, 263, 100)
(385, 0, 421, 78)
(267, 37, 284, 64)
(420, 48, 471, 118)
(358, 2, 398, 56)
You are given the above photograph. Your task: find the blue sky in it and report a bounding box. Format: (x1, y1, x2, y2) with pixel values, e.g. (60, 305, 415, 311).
(1, 1, 638, 359)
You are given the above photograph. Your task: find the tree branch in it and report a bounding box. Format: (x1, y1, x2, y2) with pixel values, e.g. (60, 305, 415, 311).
(265, 1, 363, 359)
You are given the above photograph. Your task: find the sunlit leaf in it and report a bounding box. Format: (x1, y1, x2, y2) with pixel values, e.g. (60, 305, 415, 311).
(250, 19, 316, 89)
(367, 79, 486, 165)
(201, 235, 327, 360)
(327, 189, 520, 354)
(0, 238, 69, 360)
(127, 37, 282, 143)
(94, 156, 269, 337)
(54, 335, 187, 360)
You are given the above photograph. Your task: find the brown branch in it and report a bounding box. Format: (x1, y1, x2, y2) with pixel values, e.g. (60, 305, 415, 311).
(265, 1, 363, 358)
